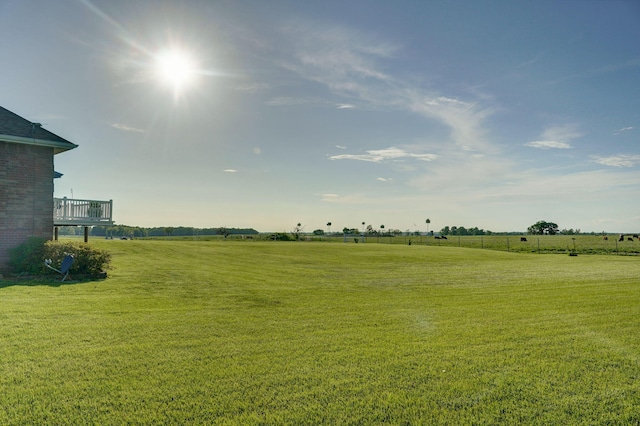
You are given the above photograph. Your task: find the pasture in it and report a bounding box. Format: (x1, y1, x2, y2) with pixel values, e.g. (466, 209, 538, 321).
(1, 239, 639, 424)
(298, 233, 639, 255)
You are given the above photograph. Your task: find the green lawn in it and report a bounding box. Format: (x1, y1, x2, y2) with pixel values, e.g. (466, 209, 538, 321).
(1, 240, 639, 424)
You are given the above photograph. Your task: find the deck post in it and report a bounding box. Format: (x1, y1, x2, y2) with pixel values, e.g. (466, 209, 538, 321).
(84, 226, 89, 243)
(54, 226, 59, 241)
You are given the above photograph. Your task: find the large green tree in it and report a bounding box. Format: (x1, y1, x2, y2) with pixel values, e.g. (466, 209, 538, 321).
(527, 220, 559, 235)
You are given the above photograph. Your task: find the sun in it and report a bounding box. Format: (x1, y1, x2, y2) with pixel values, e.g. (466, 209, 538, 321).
(154, 48, 197, 96)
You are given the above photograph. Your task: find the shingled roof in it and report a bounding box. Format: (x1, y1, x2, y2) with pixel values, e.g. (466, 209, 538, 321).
(0, 105, 78, 154)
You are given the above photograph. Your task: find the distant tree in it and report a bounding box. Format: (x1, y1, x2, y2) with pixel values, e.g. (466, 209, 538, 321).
(217, 227, 230, 239)
(91, 226, 107, 237)
(342, 227, 351, 234)
(528, 220, 559, 235)
(293, 223, 304, 240)
(164, 227, 174, 237)
(326, 222, 332, 234)
(268, 232, 293, 241)
(380, 224, 385, 234)
(313, 229, 325, 236)
(366, 224, 374, 235)
(560, 228, 581, 235)
(441, 226, 450, 236)
(58, 226, 78, 236)
(426, 218, 431, 234)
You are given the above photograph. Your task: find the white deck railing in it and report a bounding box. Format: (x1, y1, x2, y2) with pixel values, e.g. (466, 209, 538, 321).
(54, 197, 114, 225)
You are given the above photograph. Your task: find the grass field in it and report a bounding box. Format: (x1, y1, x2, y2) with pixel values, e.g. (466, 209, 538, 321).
(1, 239, 640, 424)
(158, 233, 640, 256)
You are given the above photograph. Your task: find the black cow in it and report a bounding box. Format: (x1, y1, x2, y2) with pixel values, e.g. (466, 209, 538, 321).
(520, 237, 527, 242)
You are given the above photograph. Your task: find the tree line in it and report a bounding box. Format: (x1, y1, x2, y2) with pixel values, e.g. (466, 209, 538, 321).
(56, 225, 258, 238)
(440, 221, 583, 236)
(56, 219, 588, 239)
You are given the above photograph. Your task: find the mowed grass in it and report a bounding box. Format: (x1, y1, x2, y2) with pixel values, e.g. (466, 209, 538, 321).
(1, 240, 640, 424)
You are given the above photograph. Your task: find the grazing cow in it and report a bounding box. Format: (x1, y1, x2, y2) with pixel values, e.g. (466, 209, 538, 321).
(603, 236, 608, 240)
(520, 237, 527, 242)
(634, 234, 639, 239)
(434, 236, 441, 240)
(441, 235, 448, 240)
(629, 237, 634, 242)
(619, 235, 625, 242)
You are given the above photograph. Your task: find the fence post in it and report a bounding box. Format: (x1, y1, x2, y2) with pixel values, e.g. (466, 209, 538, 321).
(63, 197, 69, 220)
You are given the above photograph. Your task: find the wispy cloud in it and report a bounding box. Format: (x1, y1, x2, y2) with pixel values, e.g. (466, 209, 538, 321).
(276, 21, 494, 153)
(319, 193, 338, 201)
(265, 96, 319, 106)
(524, 141, 572, 149)
(592, 154, 640, 168)
(224, 169, 238, 173)
(337, 104, 355, 109)
(541, 124, 582, 142)
(111, 123, 144, 133)
(234, 82, 270, 93)
(376, 177, 393, 182)
(614, 126, 634, 135)
(335, 145, 347, 150)
(330, 147, 437, 163)
(525, 124, 581, 149)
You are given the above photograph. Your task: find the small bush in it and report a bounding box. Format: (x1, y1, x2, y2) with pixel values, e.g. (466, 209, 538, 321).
(266, 232, 294, 241)
(8, 238, 111, 277)
(8, 237, 48, 275)
(44, 241, 111, 276)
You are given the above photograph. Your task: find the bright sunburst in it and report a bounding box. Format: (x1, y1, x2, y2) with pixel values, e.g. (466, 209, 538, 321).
(154, 48, 198, 97)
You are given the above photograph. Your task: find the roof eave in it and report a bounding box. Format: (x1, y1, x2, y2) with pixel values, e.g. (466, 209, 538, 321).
(0, 133, 78, 154)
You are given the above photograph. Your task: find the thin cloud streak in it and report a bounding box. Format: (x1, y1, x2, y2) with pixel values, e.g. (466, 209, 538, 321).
(592, 154, 640, 168)
(524, 141, 572, 149)
(111, 123, 145, 133)
(330, 147, 438, 163)
(613, 126, 634, 135)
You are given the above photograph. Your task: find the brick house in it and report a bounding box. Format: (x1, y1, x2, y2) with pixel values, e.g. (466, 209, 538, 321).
(0, 106, 113, 273)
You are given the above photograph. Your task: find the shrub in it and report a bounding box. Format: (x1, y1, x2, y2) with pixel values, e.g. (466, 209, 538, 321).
(266, 232, 293, 241)
(44, 241, 111, 276)
(8, 237, 48, 275)
(8, 238, 111, 277)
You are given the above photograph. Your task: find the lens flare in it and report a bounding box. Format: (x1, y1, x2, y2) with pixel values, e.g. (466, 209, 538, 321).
(154, 49, 197, 96)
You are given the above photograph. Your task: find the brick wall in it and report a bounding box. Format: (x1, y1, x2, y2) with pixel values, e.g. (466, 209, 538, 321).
(0, 141, 54, 273)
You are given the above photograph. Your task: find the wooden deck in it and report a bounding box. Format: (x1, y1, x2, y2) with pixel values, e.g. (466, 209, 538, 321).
(54, 197, 114, 226)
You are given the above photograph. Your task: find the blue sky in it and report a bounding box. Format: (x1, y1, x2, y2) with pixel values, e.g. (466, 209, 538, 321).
(2, 0, 639, 233)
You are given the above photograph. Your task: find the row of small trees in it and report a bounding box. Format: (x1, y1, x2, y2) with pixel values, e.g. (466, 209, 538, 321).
(56, 225, 259, 238)
(439, 221, 581, 236)
(436, 221, 583, 237)
(304, 220, 575, 239)
(58, 220, 582, 240)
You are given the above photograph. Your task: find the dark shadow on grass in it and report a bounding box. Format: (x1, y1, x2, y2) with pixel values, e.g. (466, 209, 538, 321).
(0, 273, 107, 289)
